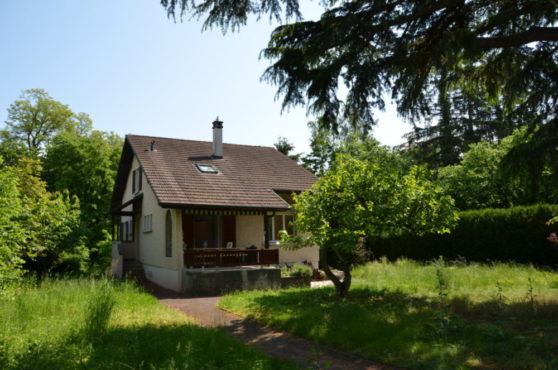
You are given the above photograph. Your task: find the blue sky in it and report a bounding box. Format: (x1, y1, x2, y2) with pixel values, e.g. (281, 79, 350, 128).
(0, 0, 408, 153)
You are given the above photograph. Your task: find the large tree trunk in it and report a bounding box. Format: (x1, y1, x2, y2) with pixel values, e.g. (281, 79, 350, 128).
(320, 246, 352, 298)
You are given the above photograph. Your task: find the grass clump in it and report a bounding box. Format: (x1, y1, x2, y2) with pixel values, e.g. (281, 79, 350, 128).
(0, 277, 295, 369)
(220, 259, 558, 369)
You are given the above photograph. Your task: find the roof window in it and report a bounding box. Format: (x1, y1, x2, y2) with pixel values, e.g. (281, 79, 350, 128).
(196, 164, 219, 174)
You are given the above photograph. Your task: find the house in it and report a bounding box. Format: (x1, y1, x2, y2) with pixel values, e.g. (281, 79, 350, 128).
(110, 119, 319, 293)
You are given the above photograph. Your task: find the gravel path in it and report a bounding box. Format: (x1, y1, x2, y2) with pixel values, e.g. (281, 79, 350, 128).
(149, 284, 394, 370)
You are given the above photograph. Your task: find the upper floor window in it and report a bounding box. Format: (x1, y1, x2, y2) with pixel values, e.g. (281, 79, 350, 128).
(143, 214, 153, 233)
(132, 167, 142, 193)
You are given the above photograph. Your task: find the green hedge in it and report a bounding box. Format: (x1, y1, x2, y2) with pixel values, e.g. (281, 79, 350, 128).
(369, 204, 558, 267)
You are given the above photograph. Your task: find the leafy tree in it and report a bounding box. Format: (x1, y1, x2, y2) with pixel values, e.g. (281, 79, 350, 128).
(43, 130, 122, 266)
(2, 89, 75, 156)
(286, 140, 457, 297)
(161, 1, 557, 126)
(301, 120, 374, 176)
(274, 136, 301, 162)
(14, 159, 87, 275)
(0, 156, 25, 287)
(438, 127, 558, 209)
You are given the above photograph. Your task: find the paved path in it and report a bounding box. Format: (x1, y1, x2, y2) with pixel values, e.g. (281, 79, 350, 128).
(150, 285, 394, 370)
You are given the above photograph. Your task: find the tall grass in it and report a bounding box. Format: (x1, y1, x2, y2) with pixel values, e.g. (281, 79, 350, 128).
(0, 277, 294, 369)
(220, 259, 558, 369)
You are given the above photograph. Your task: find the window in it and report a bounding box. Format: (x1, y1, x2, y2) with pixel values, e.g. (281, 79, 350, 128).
(132, 168, 142, 193)
(195, 164, 218, 174)
(165, 210, 172, 257)
(271, 214, 295, 242)
(143, 214, 152, 233)
(120, 220, 133, 241)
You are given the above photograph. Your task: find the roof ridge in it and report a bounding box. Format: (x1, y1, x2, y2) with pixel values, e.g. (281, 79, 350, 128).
(126, 134, 276, 150)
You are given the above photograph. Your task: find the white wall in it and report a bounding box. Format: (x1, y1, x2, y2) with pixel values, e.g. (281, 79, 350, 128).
(236, 215, 265, 248)
(119, 156, 183, 291)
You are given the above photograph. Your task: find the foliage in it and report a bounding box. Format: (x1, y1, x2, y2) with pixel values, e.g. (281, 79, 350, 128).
(43, 129, 122, 266)
(0, 278, 294, 369)
(161, 1, 558, 179)
(0, 157, 25, 288)
(273, 136, 301, 162)
(2, 89, 75, 156)
(13, 159, 87, 275)
(286, 139, 457, 297)
(163, 1, 557, 125)
(370, 204, 558, 267)
(220, 260, 558, 369)
(437, 128, 558, 209)
(280, 264, 312, 278)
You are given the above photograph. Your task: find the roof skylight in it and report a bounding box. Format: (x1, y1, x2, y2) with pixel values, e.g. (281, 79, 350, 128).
(196, 164, 219, 174)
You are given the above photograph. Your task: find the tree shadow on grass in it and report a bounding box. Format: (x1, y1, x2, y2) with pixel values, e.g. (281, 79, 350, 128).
(8, 323, 296, 370)
(236, 286, 558, 369)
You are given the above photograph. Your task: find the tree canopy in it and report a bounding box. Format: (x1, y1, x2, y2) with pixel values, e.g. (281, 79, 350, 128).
(286, 139, 457, 297)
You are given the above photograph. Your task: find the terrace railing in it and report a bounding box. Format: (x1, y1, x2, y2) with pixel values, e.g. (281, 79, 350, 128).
(183, 248, 279, 268)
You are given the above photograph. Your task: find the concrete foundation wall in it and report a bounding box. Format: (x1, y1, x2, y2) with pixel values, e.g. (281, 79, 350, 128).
(144, 264, 182, 292)
(183, 268, 281, 296)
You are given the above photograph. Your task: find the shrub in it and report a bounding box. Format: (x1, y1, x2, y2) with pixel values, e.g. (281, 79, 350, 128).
(369, 204, 558, 267)
(281, 264, 313, 278)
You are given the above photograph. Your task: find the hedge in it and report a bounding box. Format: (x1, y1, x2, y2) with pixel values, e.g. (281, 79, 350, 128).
(369, 204, 558, 267)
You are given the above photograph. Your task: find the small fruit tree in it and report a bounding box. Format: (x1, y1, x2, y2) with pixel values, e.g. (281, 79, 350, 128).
(285, 144, 458, 298)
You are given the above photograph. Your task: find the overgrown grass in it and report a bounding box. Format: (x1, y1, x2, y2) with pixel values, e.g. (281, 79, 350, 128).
(0, 277, 295, 369)
(219, 259, 558, 369)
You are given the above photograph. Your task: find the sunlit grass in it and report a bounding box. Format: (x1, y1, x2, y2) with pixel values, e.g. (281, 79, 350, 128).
(0, 277, 295, 369)
(220, 259, 558, 369)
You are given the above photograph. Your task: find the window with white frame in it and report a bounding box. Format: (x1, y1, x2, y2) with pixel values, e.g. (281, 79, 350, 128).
(270, 214, 295, 243)
(143, 214, 152, 233)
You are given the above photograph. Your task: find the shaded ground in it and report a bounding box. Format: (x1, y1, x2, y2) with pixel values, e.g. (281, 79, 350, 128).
(148, 283, 393, 370)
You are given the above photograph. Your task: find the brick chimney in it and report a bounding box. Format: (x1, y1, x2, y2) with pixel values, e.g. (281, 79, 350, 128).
(212, 117, 223, 158)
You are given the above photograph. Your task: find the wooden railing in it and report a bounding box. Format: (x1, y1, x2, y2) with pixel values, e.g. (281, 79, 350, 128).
(183, 248, 279, 268)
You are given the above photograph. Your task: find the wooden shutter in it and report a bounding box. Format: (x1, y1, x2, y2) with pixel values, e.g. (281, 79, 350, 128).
(221, 215, 236, 248)
(165, 211, 172, 257)
(132, 169, 136, 193)
(182, 213, 194, 249)
(138, 168, 142, 191)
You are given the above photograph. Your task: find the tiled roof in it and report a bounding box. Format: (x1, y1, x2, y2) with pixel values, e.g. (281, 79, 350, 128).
(125, 134, 317, 210)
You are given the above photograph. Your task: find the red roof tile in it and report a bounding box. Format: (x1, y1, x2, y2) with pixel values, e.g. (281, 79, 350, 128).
(126, 134, 317, 210)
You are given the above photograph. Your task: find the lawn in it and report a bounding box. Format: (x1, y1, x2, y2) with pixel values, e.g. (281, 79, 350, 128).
(0, 277, 295, 370)
(219, 259, 558, 369)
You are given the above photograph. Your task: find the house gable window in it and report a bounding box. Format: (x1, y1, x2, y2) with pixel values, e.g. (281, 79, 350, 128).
(132, 167, 142, 194)
(165, 210, 172, 257)
(143, 214, 152, 233)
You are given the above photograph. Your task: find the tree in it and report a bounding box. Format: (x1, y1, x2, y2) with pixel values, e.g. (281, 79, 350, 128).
(438, 127, 558, 209)
(285, 140, 457, 297)
(0, 156, 25, 287)
(161, 1, 558, 184)
(161, 1, 557, 127)
(3, 89, 75, 156)
(43, 129, 122, 266)
(274, 136, 301, 162)
(14, 159, 87, 275)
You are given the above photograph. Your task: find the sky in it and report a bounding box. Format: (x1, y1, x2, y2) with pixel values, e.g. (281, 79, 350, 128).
(0, 0, 409, 153)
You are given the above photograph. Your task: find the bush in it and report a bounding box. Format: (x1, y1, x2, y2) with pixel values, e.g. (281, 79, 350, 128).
(281, 264, 313, 278)
(369, 204, 558, 267)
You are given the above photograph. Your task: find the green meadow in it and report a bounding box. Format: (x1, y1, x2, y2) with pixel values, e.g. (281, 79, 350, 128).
(220, 259, 558, 369)
(0, 278, 295, 370)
